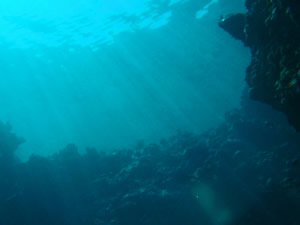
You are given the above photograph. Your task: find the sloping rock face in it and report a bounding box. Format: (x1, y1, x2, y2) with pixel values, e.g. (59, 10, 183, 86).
(219, 0, 300, 130)
(1, 93, 300, 225)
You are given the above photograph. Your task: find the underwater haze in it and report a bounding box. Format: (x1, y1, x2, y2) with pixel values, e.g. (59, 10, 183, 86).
(1, 0, 300, 225)
(0, 0, 249, 160)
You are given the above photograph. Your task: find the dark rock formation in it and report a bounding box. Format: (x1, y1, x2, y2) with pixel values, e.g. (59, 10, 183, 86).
(219, 0, 300, 130)
(219, 13, 246, 42)
(1, 93, 300, 225)
(0, 121, 25, 163)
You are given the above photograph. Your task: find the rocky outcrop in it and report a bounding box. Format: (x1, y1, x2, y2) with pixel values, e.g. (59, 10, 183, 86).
(0, 121, 25, 163)
(1, 94, 300, 225)
(219, 0, 300, 130)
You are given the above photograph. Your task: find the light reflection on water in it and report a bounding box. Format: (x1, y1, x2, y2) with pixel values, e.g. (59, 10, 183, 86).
(0, 0, 250, 160)
(0, 0, 189, 48)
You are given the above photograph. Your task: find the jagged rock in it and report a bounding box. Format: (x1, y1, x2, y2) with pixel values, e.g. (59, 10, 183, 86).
(1, 94, 300, 224)
(219, 0, 300, 131)
(219, 14, 246, 43)
(0, 121, 25, 160)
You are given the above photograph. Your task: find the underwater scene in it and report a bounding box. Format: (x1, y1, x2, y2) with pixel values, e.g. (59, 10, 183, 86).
(0, 0, 299, 224)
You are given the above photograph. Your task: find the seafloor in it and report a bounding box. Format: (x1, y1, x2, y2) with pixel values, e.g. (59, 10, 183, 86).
(1, 91, 300, 225)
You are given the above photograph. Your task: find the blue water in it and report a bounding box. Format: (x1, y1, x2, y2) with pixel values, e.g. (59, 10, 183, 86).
(1, 1, 300, 224)
(0, 0, 250, 160)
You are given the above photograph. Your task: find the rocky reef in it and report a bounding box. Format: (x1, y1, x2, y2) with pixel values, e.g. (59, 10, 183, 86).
(1, 92, 300, 225)
(219, 0, 300, 130)
(0, 121, 25, 164)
